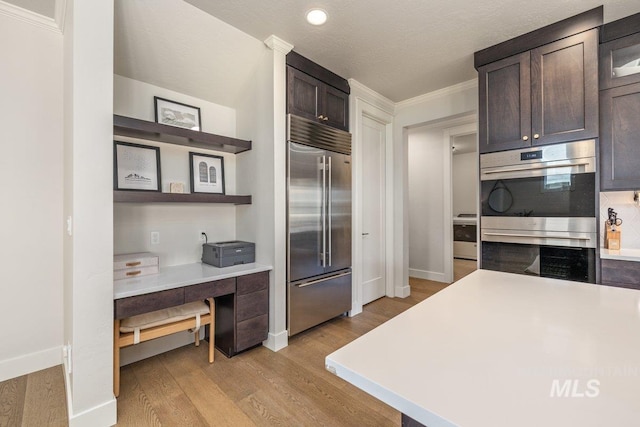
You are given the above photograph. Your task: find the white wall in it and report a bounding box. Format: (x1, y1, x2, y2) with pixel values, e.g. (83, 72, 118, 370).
(393, 81, 478, 295)
(63, 0, 116, 424)
(600, 192, 640, 250)
(236, 36, 292, 351)
(114, 76, 239, 266)
(0, 10, 63, 382)
(452, 152, 478, 216)
(113, 76, 248, 363)
(408, 127, 446, 281)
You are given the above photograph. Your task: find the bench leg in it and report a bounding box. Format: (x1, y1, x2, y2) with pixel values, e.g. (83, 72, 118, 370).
(208, 298, 214, 363)
(114, 319, 120, 398)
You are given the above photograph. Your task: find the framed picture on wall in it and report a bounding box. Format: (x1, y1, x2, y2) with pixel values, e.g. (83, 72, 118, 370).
(189, 152, 225, 194)
(154, 96, 202, 131)
(114, 141, 161, 192)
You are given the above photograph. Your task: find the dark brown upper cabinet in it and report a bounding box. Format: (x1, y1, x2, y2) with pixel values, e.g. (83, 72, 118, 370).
(600, 32, 640, 90)
(599, 13, 640, 191)
(286, 51, 350, 131)
(600, 82, 640, 190)
(479, 30, 599, 153)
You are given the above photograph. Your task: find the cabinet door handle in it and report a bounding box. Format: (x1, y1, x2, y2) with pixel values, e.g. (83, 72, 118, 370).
(522, 136, 529, 141)
(126, 270, 142, 276)
(125, 261, 142, 267)
(533, 134, 540, 139)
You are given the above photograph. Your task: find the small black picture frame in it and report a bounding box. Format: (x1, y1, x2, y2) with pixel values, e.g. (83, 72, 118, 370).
(189, 152, 225, 194)
(114, 141, 162, 192)
(154, 96, 202, 131)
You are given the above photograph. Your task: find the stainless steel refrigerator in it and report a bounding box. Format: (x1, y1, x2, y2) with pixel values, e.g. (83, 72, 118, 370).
(286, 114, 352, 336)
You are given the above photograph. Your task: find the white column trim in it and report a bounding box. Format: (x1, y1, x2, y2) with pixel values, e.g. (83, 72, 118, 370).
(264, 35, 294, 54)
(0, 0, 64, 33)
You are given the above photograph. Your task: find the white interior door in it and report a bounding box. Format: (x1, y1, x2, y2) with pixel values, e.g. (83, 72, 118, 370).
(361, 116, 386, 305)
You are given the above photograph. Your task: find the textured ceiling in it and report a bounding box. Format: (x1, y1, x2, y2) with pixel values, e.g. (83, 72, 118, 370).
(113, 1, 639, 106)
(3, 0, 54, 18)
(185, 0, 639, 102)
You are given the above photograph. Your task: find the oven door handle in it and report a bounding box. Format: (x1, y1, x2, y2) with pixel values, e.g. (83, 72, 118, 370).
(482, 161, 591, 176)
(483, 232, 591, 241)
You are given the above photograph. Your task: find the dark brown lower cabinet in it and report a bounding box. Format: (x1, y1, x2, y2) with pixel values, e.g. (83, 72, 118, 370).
(600, 258, 640, 290)
(214, 271, 269, 357)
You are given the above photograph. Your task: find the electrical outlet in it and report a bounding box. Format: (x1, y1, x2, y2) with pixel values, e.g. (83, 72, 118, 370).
(150, 231, 160, 245)
(199, 231, 207, 243)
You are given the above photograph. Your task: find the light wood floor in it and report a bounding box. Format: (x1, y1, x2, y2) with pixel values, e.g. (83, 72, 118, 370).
(1, 275, 458, 427)
(0, 365, 67, 427)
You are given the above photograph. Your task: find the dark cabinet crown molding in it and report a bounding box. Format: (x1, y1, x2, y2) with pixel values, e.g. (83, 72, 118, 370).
(600, 12, 640, 43)
(286, 50, 350, 94)
(474, 6, 603, 69)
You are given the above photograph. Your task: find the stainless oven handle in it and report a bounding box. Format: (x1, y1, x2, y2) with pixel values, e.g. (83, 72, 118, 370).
(482, 162, 590, 175)
(483, 232, 590, 241)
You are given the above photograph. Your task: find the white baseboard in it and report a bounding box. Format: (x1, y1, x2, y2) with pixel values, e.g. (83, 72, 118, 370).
(395, 284, 411, 298)
(0, 345, 62, 382)
(263, 329, 288, 352)
(68, 396, 117, 427)
(409, 268, 447, 283)
(349, 304, 363, 316)
(63, 357, 117, 427)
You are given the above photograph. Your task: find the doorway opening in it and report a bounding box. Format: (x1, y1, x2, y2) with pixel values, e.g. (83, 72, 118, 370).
(451, 132, 478, 282)
(407, 115, 477, 285)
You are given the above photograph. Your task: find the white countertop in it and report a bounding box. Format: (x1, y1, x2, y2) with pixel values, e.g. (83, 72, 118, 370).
(600, 248, 640, 262)
(325, 269, 640, 427)
(114, 262, 272, 299)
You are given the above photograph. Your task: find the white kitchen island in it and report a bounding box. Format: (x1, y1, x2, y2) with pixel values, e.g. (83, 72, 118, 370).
(325, 270, 640, 427)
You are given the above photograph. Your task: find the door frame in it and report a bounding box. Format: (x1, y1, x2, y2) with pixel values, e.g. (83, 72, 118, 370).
(351, 94, 394, 316)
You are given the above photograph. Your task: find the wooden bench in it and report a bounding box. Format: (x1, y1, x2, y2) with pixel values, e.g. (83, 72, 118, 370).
(113, 297, 214, 397)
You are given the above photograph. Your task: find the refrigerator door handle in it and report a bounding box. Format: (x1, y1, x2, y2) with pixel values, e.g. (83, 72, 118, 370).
(328, 156, 332, 266)
(295, 271, 352, 288)
(321, 155, 327, 268)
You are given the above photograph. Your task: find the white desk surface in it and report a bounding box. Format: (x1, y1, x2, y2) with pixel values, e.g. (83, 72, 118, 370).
(325, 269, 640, 427)
(114, 262, 272, 299)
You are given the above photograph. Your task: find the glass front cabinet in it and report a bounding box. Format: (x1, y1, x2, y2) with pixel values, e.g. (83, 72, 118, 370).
(600, 32, 640, 90)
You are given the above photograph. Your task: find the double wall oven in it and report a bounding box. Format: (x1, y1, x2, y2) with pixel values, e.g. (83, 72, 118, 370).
(480, 140, 597, 283)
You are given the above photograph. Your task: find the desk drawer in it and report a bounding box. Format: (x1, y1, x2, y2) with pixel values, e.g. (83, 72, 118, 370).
(184, 277, 235, 302)
(236, 289, 269, 322)
(114, 288, 184, 319)
(236, 314, 268, 352)
(237, 271, 268, 295)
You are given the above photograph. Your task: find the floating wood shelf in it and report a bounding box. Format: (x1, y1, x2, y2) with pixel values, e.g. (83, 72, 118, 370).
(113, 115, 252, 154)
(114, 191, 252, 205)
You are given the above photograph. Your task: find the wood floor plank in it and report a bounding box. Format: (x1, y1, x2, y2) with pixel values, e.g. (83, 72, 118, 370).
(0, 374, 27, 427)
(246, 347, 397, 426)
(21, 366, 67, 427)
(116, 364, 163, 427)
(159, 349, 255, 426)
(130, 357, 208, 427)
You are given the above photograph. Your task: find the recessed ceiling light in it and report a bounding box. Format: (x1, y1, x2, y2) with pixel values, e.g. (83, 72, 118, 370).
(306, 9, 328, 26)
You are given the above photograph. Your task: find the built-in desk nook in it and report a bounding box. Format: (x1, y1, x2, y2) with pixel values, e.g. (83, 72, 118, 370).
(113, 262, 271, 396)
